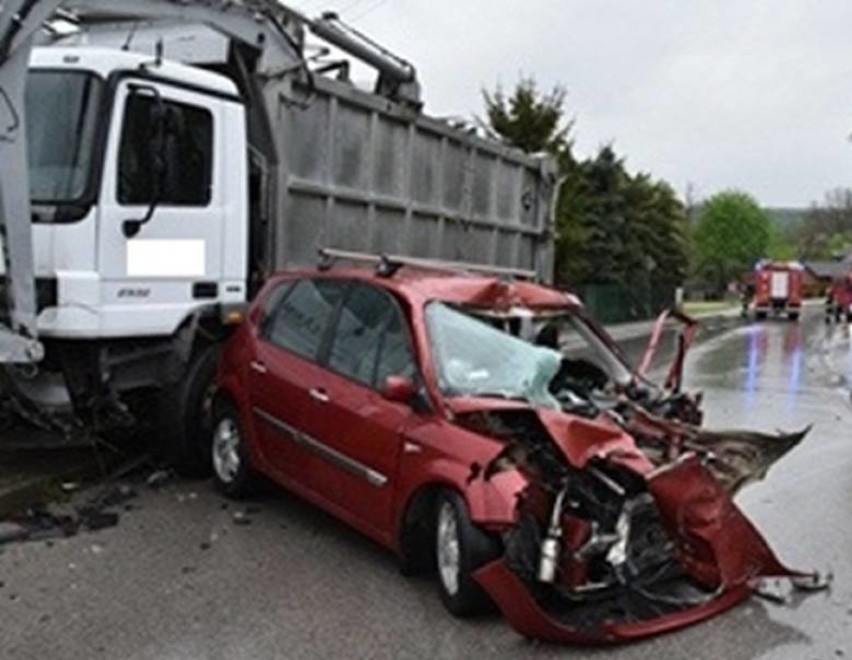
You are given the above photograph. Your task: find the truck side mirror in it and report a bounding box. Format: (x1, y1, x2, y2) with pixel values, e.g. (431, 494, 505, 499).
(122, 84, 168, 239)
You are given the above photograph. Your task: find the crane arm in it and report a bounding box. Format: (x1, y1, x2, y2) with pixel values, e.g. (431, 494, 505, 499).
(0, 0, 63, 361)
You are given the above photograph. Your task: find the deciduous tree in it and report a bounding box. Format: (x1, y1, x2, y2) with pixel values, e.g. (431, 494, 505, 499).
(692, 191, 772, 293)
(795, 188, 852, 259)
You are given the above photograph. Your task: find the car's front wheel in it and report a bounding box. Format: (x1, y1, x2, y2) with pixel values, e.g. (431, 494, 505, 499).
(211, 400, 259, 498)
(435, 490, 500, 618)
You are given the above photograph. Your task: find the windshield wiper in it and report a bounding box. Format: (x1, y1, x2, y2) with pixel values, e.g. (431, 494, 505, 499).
(472, 391, 530, 403)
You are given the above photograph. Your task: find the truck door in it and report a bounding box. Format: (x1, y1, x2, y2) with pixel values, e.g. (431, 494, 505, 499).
(96, 77, 247, 337)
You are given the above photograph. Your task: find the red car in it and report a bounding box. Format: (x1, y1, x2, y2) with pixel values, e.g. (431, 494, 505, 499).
(210, 257, 815, 644)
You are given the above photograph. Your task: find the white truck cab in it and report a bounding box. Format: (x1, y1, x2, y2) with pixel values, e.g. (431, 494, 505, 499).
(27, 47, 248, 339)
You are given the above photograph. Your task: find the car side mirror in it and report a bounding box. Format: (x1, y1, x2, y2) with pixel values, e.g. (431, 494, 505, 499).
(381, 375, 416, 404)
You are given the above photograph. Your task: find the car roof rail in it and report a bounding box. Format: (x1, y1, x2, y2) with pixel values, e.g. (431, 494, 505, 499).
(317, 248, 537, 281)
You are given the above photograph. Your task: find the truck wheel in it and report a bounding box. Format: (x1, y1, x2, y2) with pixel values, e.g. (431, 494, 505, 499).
(435, 490, 501, 618)
(211, 399, 259, 498)
(159, 343, 221, 476)
(788, 312, 800, 321)
(755, 311, 767, 321)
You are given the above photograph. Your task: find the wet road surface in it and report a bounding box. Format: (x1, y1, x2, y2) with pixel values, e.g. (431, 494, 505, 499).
(1, 308, 850, 659)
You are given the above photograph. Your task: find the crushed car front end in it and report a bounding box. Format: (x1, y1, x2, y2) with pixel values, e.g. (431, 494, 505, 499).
(414, 279, 819, 643)
(453, 403, 812, 643)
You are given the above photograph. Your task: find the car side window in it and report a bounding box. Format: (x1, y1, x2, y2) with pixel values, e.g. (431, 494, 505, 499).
(264, 279, 346, 361)
(328, 285, 415, 388)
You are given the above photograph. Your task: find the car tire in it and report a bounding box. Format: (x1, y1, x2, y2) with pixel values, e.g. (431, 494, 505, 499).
(210, 400, 259, 499)
(434, 490, 501, 618)
(755, 311, 767, 321)
(788, 312, 799, 321)
(159, 343, 221, 476)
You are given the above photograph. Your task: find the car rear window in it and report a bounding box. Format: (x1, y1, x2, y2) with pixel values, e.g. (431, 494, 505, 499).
(263, 279, 346, 361)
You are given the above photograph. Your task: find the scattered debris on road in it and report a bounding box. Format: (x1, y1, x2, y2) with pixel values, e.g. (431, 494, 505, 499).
(145, 470, 174, 490)
(0, 466, 168, 548)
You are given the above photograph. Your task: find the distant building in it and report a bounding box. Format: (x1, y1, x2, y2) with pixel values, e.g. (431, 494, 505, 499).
(803, 257, 851, 283)
(802, 256, 852, 295)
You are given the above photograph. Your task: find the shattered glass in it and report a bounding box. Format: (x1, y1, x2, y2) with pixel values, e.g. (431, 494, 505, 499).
(426, 302, 562, 409)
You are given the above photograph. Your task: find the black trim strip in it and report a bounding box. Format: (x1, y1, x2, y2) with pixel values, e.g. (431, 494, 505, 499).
(193, 282, 219, 299)
(253, 406, 388, 488)
(112, 68, 244, 105)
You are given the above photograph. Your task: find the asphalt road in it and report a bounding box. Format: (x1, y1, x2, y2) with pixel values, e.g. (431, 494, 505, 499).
(1, 308, 850, 660)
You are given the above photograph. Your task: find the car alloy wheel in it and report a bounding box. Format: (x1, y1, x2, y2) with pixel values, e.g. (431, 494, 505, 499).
(212, 416, 241, 485)
(437, 500, 461, 597)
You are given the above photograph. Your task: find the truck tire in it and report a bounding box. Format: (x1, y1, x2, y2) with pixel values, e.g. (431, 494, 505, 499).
(788, 312, 800, 321)
(434, 490, 501, 618)
(158, 343, 221, 476)
(755, 311, 767, 321)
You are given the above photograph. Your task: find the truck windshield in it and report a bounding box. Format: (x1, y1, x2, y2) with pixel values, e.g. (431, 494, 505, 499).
(26, 71, 103, 206)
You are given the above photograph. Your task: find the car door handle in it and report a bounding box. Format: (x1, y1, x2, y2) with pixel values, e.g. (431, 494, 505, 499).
(309, 388, 330, 404)
(250, 360, 268, 374)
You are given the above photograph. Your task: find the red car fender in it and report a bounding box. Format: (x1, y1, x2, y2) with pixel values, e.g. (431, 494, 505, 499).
(393, 454, 526, 546)
(392, 456, 477, 542)
(465, 469, 527, 527)
(214, 331, 267, 470)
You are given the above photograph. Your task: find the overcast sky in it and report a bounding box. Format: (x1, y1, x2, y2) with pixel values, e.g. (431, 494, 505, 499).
(292, 0, 852, 208)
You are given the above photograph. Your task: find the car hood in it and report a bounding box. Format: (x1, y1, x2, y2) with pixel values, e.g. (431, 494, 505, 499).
(449, 397, 651, 471)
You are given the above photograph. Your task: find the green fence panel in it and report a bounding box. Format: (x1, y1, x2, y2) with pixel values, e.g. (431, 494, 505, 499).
(575, 283, 675, 324)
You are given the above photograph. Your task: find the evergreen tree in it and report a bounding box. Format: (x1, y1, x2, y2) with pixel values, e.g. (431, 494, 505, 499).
(692, 191, 772, 293)
(483, 78, 688, 293)
(482, 78, 572, 156)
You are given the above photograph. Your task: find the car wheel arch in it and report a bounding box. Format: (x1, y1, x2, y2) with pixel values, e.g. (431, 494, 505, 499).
(211, 386, 236, 415)
(396, 475, 500, 576)
(398, 476, 484, 569)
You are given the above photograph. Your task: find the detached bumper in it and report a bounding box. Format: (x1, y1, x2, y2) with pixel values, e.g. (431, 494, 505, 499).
(475, 560, 750, 645)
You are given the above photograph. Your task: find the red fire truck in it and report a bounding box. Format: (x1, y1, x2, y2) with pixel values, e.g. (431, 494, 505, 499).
(753, 261, 803, 321)
(829, 271, 852, 323)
